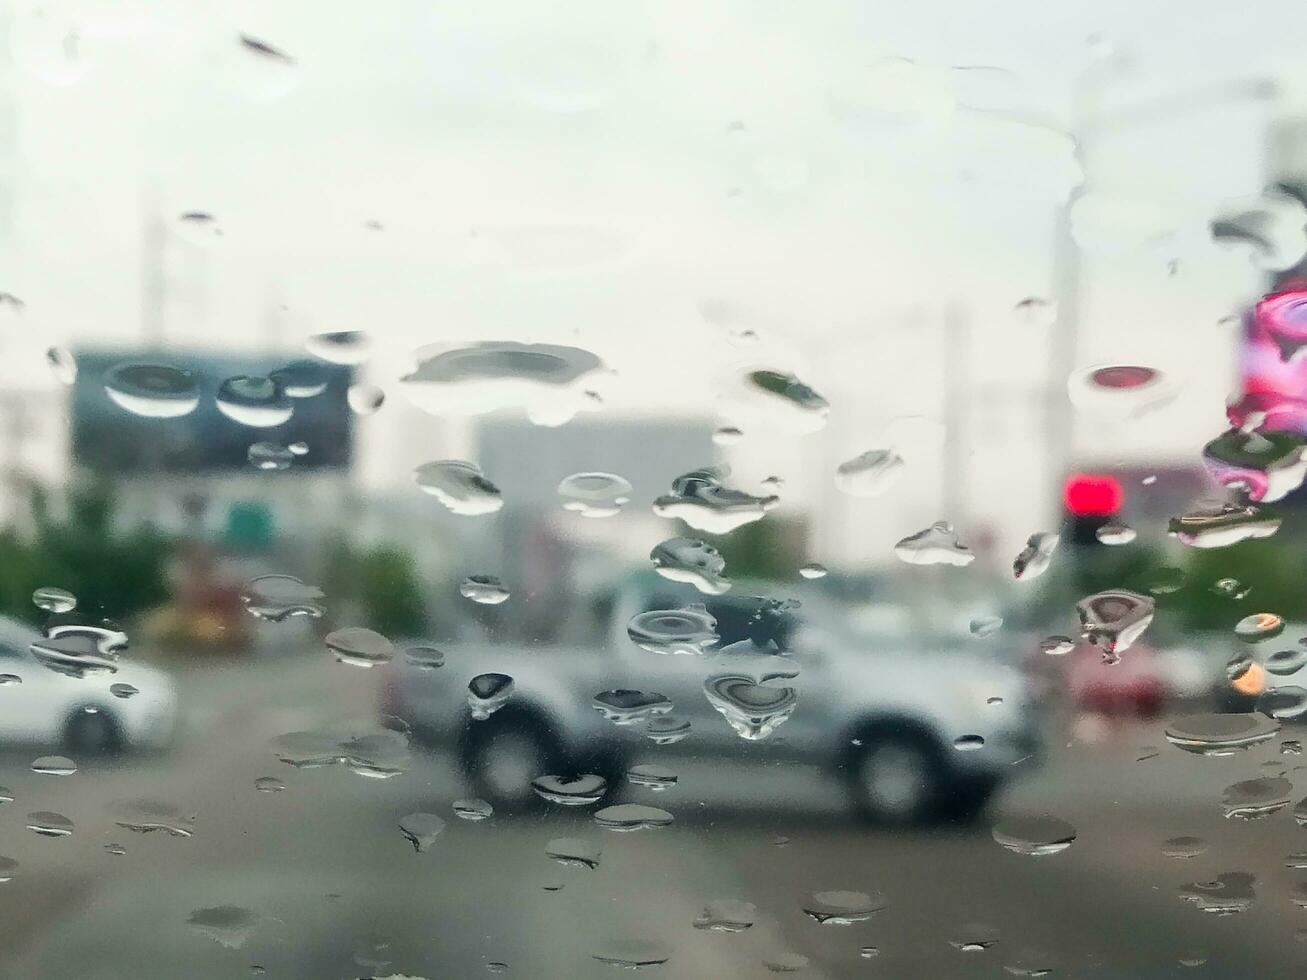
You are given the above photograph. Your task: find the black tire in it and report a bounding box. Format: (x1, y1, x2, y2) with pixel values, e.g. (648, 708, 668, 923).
(460, 711, 569, 812)
(845, 730, 948, 824)
(64, 707, 123, 756)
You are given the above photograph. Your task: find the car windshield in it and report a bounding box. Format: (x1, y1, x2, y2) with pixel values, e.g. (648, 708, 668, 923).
(3, 2, 1307, 978)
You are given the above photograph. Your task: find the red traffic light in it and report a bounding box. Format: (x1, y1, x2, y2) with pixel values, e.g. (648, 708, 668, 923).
(1063, 474, 1123, 517)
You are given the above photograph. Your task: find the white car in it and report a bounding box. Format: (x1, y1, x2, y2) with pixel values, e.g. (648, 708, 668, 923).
(0, 616, 178, 753)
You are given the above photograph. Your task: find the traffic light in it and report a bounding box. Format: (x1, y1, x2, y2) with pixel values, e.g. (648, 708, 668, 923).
(1063, 473, 1123, 545)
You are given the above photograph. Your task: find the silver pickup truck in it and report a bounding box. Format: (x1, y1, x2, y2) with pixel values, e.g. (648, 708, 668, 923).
(382, 573, 1040, 823)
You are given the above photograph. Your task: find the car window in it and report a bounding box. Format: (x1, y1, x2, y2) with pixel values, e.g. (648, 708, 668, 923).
(3, 4, 1306, 978)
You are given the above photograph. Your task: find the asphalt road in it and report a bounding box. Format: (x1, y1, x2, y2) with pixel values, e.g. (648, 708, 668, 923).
(0, 654, 1303, 979)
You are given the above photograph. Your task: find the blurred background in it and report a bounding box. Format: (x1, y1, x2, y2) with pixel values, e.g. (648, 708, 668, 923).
(0, 0, 1306, 977)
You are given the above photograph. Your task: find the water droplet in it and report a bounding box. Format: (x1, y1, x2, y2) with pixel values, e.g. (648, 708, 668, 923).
(650, 538, 729, 595)
(26, 811, 73, 837)
(895, 521, 975, 567)
(1068, 364, 1176, 421)
(1040, 636, 1075, 656)
(45, 347, 76, 385)
(0, 788, 12, 804)
(802, 889, 885, 924)
(1222, 777, 1292, 821)
(1095, 522, 1136, 545)
(835, 450, 905, 497)
(532, 773, 608, 806)
(1003, 950, 1058, 976)
(1179, 872, 1256, 915)
(798, 562, 827, 580)
(453, 798, 493, 821)
(32, 586, 76, 614)
(1077, 590, 1154, 659)
(269, 360, 327, 398)
(991, 815, 1077, 855)
(400, 342, 606, 426)
(467, 673, 514, 720)
(594, 803, 674, 831)
(1257, 685, 1307, 719)
(1287, 852, 1307, 869)
(546, 837, 600, 869)
(1202, 429, 1307, 502)
(243, 575, 324, 622)
(112, 799, 194, 837)
(403, 644, 445, 670)
(591, 940, 669, 969)
(1161, 836, 1208, 859)
(1013, 532, 1059, 581)
(644, 715, 691, 745)
(106, 682, 138, 701)
(31, 755, 75, 776)
(103, 363, 199, 418)
(398, 812, 446, 852)
(1014, 296, 1057, 327)
(703, 674, 797, 740)
(762, 952, 809, 973)
(653, 467, 779, 534)
(954, 734, 985, 752)
(1226, 652, 1254, 682)
(254, 776, 285, 793)
(1235, 612, 1284, 642)
(1211, 193, 1307, 270)
(461, 575, 510, 605)
(347, 384, 385, 415)
(718, 368, 829, 434)
(592, 690, 672, 726)
(216, 376, 292, 427)
(1169, 503, 1280, 548)
(1267, 648, 1307, 675)
(287, 440, 309, 456)
(950, 922, 1001, 952)
(187, 905, 261, 948)
(30, 623, 126, 678)
(559, 472, 632, 518)
(271, 722, 411, 778)
(1146, 566, 1186, 595)
(693, 899, 756, 932)
(626, 764, 677, 791)
(1166, 712, 1280, 755)
(1213, 577, 1250, 600)
(1282, 739, 1303, 755)
(247, 442, 293, 471)
(414, 461, 503, 516)
(970, 616, 1002, 639)
(325, 627, 394, 668)
(627, 606, 719, 656)
(305, 331, 371, 365)
(987, 696, 1005, 706)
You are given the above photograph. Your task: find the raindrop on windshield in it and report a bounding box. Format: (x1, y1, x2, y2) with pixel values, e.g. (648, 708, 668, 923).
(1169, 503, 1280, 548)
(215, 376, 293, 427)
(243, 575, 325, 622)
(415, 460, 504, 516)
(461, 575, 510, 605)
(1234, 612, 1284, 642)
(347, 384, 385, 415)
(1221, 776, 1292, 819)
(1077, 590, 1154, 659)
(712, 425, 744, 445)
(1095, 522, 1136, 545)
(650, 538, 730, 595)
(1213, 577, 1251, 600)
(835, 450, 905, 497)
(801, 889, 885, 925)
(1178, 872, 1256, 915)
(45, 347, 76, 385)
(1067, 364, 1176, 421)
(467, 673, 514, 720)
(644, 715, 692, 745)
(627, 606, 719, 656)
(1202, 428, 1307, 502)
(991, 815, 1077, 855)
(1165, 713, 1280, 755)
(593, 803, 674, 831)
(32, 587, 75, 614)
(1013, 532, 1060, 580)
(254, 777, 285, 793)
(531, 773, 608, 806)
(398, 812, 446, 852)
(26, 811, 73, 838)
(186, 905, 262, 948)
(324, 627, 395, 668)
(30, 623, 126, 678)
(247, 442, 293, 471)
(559, 472, 632, 518)
(402, 644, 445, 670)
(1257, 685, 1307, 720)
(1040, 636, 1075, 656)
(545, 837, 600, 869)
(590, 940, 669, 969)
(626, 764, 677, 791)
(453, 798, 493, 821)
(954, 734, 985, 751)
(305, 331, 372, 365)
(269, 360, 327, 398)
(950, 922, 1001, 952)
(1267, 648, 1307, 675)
(109, 682, 138, 700)
(652, 466, 779, 533)
(693, 899, 756, 932)
(592, 689, 673, 726)
(103, 363, 199, 418)
(1161, 836, 1208, 859)
(30, 755, 75, 776)
(798, 562, 827, 579)
(895, 521, 974, 566)
(703, 674, 797, 740)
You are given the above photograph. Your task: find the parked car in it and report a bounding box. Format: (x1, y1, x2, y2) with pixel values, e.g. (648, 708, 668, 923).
(383, 573, 1041, 823)
(0, 616, 178, 753)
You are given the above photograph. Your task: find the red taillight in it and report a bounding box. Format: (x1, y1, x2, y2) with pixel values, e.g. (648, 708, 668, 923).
(1064, 474, 1123, 517)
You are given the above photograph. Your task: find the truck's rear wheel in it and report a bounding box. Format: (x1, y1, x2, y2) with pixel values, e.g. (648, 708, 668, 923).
(461, 713, 566, 811)
(847, 732, 946, 824)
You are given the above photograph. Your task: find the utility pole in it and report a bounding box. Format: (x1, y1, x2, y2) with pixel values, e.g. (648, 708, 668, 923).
(942, 300, 969, 522)
(142, 184, 165, 348)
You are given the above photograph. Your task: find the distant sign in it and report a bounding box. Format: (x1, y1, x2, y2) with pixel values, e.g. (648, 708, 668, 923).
(71, 349, 352, 473)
